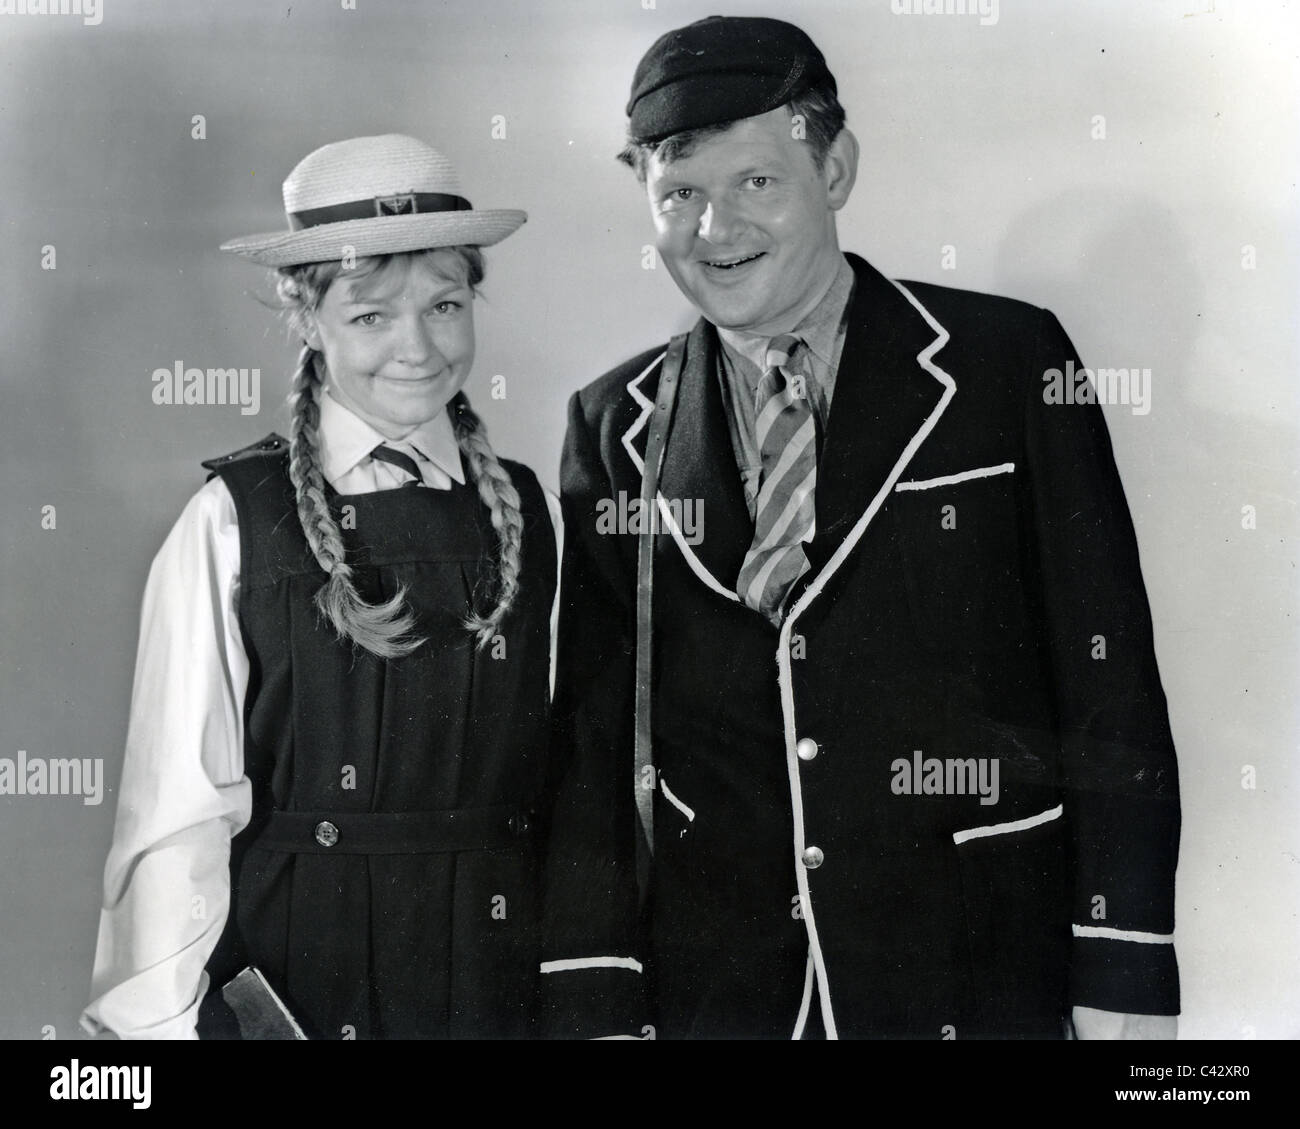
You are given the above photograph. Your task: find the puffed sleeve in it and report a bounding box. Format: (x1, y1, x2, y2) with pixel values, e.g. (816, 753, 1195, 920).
(80, 477, 252, 1039)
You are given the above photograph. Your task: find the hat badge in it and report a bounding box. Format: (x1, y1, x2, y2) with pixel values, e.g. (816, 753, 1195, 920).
(376, 193, 417, 217)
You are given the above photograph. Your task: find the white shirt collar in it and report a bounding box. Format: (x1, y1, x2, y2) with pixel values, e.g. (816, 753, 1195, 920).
(317, 388, 466, 487)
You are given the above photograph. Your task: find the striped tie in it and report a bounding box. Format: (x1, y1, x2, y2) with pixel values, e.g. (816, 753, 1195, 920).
(736, 335, 816, 624)
(370, 443, 424, 487)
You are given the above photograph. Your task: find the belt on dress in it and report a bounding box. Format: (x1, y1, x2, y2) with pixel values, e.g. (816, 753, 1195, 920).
(251, 805, 534, 855)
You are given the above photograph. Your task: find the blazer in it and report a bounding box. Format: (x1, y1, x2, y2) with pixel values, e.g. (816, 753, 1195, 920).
(541, 253, 1180, 1039)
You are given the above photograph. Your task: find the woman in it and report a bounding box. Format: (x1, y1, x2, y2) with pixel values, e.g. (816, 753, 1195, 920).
(81, 134, 558, 1039)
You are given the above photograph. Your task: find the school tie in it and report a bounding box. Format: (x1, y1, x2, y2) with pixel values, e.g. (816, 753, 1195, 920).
(736, 335, 817, 624)
(369, 443, 424, 487)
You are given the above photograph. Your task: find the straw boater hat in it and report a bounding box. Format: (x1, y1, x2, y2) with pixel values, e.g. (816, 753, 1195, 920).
(220, 134, 526, 268)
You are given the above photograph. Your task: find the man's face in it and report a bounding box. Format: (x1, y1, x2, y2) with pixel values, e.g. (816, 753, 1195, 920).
(645, 107, 856, 336)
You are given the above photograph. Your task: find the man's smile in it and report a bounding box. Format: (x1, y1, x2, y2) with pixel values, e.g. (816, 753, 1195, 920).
(699, 251, 767, 273)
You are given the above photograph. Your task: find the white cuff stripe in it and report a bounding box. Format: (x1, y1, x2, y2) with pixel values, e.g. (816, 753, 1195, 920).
(1072, 924, 1174, 944)
(952, 803, 1063, 844)
(895, 462, 1016, 492)
(539, 956, 644, 974)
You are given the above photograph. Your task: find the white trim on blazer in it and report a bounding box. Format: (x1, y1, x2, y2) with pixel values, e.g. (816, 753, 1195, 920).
(1072, 925, 1174, 944)
(616, 280, 957, 1039)
(539, 956, 644, 974)
(621, 353, 741, 602)
(777, 279, 957, 1039)
(952, 803, 1063, 844)
(792, 949, 816, 1040)
(895, 462, 1016, 491)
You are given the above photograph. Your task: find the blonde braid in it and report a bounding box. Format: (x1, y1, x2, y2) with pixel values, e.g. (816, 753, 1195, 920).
(451, 391, 525, 649)
(287, 343, 423, 658)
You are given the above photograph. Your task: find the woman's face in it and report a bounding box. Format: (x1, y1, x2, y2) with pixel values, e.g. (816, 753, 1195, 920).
(307, 252, 476, 439)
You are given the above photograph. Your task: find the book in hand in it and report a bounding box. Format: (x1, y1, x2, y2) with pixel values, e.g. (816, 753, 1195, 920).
(221, 967, 308, 1040)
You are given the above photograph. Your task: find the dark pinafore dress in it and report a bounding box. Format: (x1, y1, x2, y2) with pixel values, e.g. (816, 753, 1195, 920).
(195, 433, 555, 1039)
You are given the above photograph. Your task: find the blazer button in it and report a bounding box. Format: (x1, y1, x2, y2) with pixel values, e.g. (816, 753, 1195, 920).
(796, 737, 819, 762)
(801, 845, 824, 869)
(314, 820, 339, 847)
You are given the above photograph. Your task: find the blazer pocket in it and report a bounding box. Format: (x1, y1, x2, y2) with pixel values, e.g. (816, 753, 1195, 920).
(952, 804, 1071, 1038)
(889, 472, 1031, 653)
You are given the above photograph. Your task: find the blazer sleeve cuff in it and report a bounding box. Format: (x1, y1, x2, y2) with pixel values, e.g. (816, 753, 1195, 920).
(539, 958, 651, 1040)
(1069, 933, 1180, 1016)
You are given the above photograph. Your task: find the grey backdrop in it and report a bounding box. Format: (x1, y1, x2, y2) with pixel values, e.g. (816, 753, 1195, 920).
(1, 0, 1296, 1040)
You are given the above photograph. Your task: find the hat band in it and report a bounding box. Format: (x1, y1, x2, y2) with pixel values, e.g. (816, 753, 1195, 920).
(288, 191, 472, 231)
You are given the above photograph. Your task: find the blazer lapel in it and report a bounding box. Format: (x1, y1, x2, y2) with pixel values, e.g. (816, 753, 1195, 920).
(618, 255, 956, 607)
(659, 320, 754, 598)
(803, 254, 956, 580)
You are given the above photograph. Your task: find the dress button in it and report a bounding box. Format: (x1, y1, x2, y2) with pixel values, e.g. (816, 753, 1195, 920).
(796, 737, 819, 761)
(314, 820, 339, 847)
(508, 811, 531, 836)
(801, 845, 824, 869)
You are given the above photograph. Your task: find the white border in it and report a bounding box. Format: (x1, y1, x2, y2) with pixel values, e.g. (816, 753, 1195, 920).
(791, 948, 815, 1040)
(621, 353, 741, 602)
(1072, 924, 1174, 944)
(778, 279, 958, 1040)
(539, 956, 645, 974)
(895, 462, 1015, 492)
(952, 803, 1064, 845)
(658, 776, 696, 823)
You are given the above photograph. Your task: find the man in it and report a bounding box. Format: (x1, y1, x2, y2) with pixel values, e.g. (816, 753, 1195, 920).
(541, 15, 1179, 1040)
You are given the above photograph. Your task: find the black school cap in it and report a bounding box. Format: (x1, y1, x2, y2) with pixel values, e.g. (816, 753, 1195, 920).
(626, 15, 836, 145)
